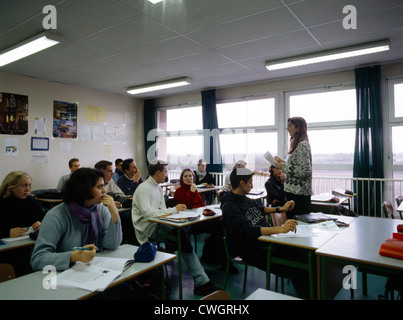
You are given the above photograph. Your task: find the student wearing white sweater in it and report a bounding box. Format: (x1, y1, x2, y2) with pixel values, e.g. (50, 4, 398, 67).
(131, 160, 220, 296)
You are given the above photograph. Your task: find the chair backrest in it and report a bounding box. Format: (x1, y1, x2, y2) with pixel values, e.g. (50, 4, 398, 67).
(396, 195, 403, 206)
(0, 264, 16, 283)
(200, 290, 231, 300)
(270, 212, 287, 227)
(382, 200, 395, 219)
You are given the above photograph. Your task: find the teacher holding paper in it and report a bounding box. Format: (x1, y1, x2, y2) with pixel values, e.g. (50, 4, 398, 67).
(275, 117, 312, 218)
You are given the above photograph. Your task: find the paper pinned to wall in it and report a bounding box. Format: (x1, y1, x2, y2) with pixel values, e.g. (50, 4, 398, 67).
(4, 137, 18, 156)
(104, 143, 112, 158)
(34, 117, 47, 135)
(105, 124, 124, 143)
(124, 112, 136, 123)
(80, 125, 91, 140)
(86, 106, 105, 122)
(92, 126, 102, 141)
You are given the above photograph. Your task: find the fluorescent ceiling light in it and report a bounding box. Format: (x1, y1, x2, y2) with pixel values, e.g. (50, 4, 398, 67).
(266, 40, 390, 71)
(0, 31, 61, 67)
(127, 77, 191, 95)
(148, 0, 163, 4)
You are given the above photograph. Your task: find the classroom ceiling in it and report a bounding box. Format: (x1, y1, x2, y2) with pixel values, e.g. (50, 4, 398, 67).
(1, 0, 403, 99)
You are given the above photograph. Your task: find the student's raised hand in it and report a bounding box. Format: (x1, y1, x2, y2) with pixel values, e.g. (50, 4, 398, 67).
(175, 204, 187, 212)
(70, 244, 97, 264)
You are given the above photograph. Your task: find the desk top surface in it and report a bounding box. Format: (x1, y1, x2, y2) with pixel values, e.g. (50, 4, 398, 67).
(0, 244, 175, 300)
(148, 205, 222, 227)
(0, 236, 35, 252)
(316, 216, 403, 270)
(311, 195, 351, 207)
(258, 215, 357, 250)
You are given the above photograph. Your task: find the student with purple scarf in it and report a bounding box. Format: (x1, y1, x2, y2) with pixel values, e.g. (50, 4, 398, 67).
(31, 168, 122, 271)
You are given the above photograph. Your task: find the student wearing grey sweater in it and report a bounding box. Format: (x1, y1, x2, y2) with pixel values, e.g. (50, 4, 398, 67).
(31, 168, 122, 271)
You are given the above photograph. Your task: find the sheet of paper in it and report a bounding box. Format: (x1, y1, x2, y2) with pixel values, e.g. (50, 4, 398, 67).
(170, 211, 201, 219)
(271, 222, 341, 238)
(264, 150, 276, 166)
(1, 235, 29, 242)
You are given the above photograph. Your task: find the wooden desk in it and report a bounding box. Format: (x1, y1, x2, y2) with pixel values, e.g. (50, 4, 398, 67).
(246, 288, 302, 300)
(148, 204, 222, 300)
(0, 244, 175, 300)
(259, 215, 356, 299)
(316, 216, 403, 299)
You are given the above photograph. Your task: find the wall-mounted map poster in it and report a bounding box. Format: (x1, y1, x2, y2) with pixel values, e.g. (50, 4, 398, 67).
(0, 92, 29, 135)
(53, 100, 77, 138)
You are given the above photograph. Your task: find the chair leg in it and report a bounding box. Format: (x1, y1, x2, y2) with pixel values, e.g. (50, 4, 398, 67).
(223, 259, 229, 290)
(242, 265, 248, 293)
(362, 271, 368, 295)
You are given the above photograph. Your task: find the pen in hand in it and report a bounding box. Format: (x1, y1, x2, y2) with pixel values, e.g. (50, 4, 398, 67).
(73, 247, 93, 251)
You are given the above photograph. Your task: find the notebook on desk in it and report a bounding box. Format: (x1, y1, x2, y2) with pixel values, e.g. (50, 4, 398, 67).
(294, 212, 338, 223)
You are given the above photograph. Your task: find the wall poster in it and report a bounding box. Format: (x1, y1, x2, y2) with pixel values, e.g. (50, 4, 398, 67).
(53, 100, 78, 138)
(0, 92, 29, 135)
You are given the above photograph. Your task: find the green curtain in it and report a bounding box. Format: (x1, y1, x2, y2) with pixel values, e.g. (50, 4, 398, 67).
(143, 98, 157, 166)
(353, 65, 384, 217)
(201, 89, 223, 173)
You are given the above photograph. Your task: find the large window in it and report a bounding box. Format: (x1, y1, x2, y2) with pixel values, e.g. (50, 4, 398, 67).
(216, 97, 277, 170)
(287, 88, 357, 177)
(389, 79, 403, 179)
(157, 106, 203, 169)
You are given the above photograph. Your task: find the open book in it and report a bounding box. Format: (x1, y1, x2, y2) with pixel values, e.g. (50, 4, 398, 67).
(56, 256, 134, 292)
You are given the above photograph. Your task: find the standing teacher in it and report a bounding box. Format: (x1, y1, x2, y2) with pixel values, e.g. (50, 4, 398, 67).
(275, 117, 312, 218)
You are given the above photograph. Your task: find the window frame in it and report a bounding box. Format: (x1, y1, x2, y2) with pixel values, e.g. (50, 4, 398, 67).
(388, 78, 403, 175)
(285, 85, 357, 175)
(216, 94, 279, 170)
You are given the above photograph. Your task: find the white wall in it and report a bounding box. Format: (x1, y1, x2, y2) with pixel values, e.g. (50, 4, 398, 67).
(0, 72, 145, 191)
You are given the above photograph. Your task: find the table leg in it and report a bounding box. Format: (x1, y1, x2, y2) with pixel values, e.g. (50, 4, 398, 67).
(177, 228, 183, 300)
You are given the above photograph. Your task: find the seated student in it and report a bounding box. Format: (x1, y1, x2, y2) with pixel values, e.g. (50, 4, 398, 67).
(174, 168, 231, 270)
(0, 171, 44, 238)
(194, 159, 215, 187)
(173, 168, 205, 209)
(194, 159, 216, 204)
(223, 160, 247, 192)
(31, 168, 122, 271)
(132, 160, 220, 296)
(56, 158, 80, 190)
(112, 158, 124, 183)
(0, 171, 45, 276)
(221, 167, 310, 299)
(94, 160, 126, 206)
(117, 158, 143, 196)
(265, 164, 287, 207)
